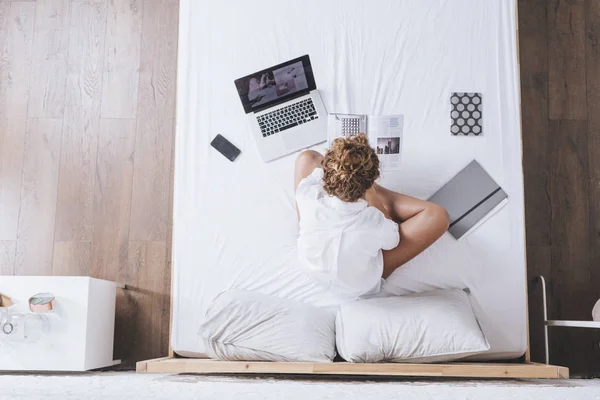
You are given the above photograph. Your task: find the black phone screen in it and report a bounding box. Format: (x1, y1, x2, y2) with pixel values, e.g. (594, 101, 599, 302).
(211, 134, 241, 161)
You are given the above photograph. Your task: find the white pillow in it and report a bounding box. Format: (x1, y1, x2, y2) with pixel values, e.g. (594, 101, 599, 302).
(336, 289, 489, 363)
(199, 290, 336, 362)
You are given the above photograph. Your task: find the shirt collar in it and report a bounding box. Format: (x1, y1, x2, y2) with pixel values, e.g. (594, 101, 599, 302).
(324, 194, 368, 211)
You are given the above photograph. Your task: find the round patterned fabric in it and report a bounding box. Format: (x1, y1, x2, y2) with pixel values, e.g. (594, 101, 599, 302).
(450, 92, 482, 136)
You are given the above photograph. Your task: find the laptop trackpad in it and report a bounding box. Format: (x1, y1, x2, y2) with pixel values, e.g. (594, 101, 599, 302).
(282, 128, 311, 150)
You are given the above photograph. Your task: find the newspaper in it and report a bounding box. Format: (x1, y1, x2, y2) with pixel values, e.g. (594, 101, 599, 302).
(327, 114, 403, 170)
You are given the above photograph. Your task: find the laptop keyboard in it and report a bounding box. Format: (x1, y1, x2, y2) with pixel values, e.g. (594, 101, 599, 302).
(257, 99, 318, 137)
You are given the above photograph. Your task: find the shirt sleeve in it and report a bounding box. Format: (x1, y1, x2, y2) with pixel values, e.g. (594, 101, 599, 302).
(380, 215, 400, 250)
(295, 167, 324, 197)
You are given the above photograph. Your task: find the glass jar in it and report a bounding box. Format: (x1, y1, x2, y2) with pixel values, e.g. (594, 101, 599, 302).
(0, 312, 50, 342)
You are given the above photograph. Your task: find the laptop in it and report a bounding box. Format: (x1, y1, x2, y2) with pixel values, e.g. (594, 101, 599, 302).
(234, 55, 328, 161)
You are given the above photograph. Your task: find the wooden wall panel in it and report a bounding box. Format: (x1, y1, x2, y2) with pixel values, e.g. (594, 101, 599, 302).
(27, 0, 70, 119)
(520, 0, 600, 376)
(586, 0, 600, 304)
(129, 2, 178, 241)
(0, 1, 35, 119)
(0, 120, 27, 241)
(519, 0, 551, 247)
(547, 0, 587, 120)
(125, 241, 169, 363)
(548, 119, 594, 373)
(15, 118, 63, 276)
(101, 0, 143, 119)
(54, 1, 107, 242)
(91, 118, 136, 281)
(52, 241, 91, 276)
(0, 2, 35, 241)
(0, 241, 16, 276)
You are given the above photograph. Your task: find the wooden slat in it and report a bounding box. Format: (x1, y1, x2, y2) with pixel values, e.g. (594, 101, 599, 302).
(54, 1, 107, 242)
(129, 0, 178, 241)
(121, 241, 169, 365)
(91, 118, 136, 280)
(92, 118, 136, 367)
(0, 119, 27, 241)
(0, 2, 35, 241)
(0, 241, 16, 275)
(27, 0, 70, 119)
(113, 263, 140, 367)
(585, 0, 600, 373)
(0, 2, 10, 241)
(137, 358, 569, 379)
(587, 0, 600, 139)
(548, 119, 593, 374)
(547, 0, 587, 120)
(100, 0, 143, 119)
(113, 241, 170, 368)
(519, 0, 551, 247)
(0, 1, 35, 119)
(15, 118, 63, 275)
(52, 241, 91, 276)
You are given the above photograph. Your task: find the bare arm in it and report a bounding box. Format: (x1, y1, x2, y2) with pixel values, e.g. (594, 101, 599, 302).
(365, 187, 393, 220)
(372, 184, 449, 278)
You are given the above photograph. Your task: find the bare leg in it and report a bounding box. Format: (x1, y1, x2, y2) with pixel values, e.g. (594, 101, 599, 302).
(294, 150, 324, 221)
(371, 184, 449, 278)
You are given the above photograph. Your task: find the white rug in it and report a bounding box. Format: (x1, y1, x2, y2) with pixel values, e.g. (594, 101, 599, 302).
(2, 373, 600, 400)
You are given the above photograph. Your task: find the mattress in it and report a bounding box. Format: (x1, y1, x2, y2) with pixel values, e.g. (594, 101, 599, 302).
(172, 0, 526, 360)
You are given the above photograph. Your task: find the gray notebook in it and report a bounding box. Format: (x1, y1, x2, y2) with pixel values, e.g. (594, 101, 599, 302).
(428, 160, 508, 239)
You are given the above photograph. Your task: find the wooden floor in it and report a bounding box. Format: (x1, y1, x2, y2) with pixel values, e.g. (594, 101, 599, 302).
(519, 0, 600, 376)
(1, 0, 599, 375)
(0, 0, 178, 368)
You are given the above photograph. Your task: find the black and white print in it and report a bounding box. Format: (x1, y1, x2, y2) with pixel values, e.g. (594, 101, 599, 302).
(450, 92, 482, 136)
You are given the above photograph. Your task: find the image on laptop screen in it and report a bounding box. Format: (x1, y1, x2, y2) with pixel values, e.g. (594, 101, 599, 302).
(244, 61, 308, 108)
(235, 56, 315, 113)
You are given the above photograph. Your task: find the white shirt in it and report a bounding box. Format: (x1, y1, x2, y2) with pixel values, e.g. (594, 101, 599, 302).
(296, 168, 400, 298)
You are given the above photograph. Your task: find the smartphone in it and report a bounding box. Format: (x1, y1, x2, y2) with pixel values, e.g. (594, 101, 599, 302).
(211, 134, 241, 162)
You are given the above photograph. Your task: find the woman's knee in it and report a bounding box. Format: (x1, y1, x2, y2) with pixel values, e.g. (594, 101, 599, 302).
(295, 150, 323, 171)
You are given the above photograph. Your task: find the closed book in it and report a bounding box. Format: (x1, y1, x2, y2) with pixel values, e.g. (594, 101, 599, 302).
(428, 160, 508, 240)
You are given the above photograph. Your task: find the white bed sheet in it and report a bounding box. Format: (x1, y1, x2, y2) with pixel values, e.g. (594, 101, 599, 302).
(172, 0, 526, 360)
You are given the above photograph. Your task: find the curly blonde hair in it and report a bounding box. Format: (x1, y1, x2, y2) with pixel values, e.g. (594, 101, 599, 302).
(322, 133, 380, 202)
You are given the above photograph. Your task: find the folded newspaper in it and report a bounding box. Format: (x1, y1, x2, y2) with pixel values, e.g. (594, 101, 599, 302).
(327, 113, 403, 170)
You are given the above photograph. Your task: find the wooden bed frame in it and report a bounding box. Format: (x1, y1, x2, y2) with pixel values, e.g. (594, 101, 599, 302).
(136, 1, 568, 379)
(137, 357, 568, 379)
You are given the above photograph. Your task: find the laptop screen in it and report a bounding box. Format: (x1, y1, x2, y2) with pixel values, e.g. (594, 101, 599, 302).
(234, 55, 317, 114)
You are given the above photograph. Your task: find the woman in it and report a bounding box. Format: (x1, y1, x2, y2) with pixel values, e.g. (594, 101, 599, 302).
(294, 134, 449, 298)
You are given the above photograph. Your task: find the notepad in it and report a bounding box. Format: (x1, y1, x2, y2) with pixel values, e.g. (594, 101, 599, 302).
(450, 92, 483, 136)
(428, 160, 508, 240)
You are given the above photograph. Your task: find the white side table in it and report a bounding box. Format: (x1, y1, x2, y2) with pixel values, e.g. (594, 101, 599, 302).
(0, 276, 121, 371)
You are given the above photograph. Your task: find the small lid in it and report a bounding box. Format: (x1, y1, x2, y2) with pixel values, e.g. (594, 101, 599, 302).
(0, 293, 12, 308)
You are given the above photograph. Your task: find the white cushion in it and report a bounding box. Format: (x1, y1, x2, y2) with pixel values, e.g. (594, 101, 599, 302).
(199, 290, 336, 362)
(336, 289, 490, 363)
